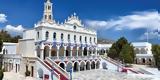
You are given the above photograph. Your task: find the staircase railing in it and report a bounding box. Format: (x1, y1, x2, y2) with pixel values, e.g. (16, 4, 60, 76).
(37, 58, 60, 79)
(46, 57, 69, 79)
(102, 56, 124, 68)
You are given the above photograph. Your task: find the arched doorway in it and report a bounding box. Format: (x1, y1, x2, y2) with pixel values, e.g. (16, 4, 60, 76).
(91, 61, 95, 69)
(51, 46, 57, 57)
(148, 58, 152, 65)
(80, 61, 85, 71)
(43, 46, 50, 60)
(142, 58, 145, 64)
(74, 62, 79, 72)
(96, 61, 100, 69)
(36, 46, 41, 58)
(38, 68, 43, 78)
(66, 62, 72, 72)
(83, 47, 87, 56)
(59, 63, 65, 70)
(86, 61, 90, 70)
(59, 46, 64, 57)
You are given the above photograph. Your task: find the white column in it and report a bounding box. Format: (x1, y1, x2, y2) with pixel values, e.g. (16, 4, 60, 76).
(49, 48, 51, 57)
(57, 46, 60, 59)
(64, 46, 67, 57)
(76, 47, 79, 57)
(70, 47, 73, 57)
(82, 47, 84, 56)
(40, 49, 44, 60)
(87, 47, 89, 56)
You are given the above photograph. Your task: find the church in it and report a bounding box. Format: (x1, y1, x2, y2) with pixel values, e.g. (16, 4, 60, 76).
(17, 0, 100, 80)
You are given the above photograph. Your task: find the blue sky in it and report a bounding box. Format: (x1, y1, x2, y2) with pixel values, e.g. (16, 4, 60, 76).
(0, 0, 160, 44)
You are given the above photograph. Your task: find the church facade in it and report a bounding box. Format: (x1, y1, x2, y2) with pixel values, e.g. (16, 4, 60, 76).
(18, 0, 100, 79)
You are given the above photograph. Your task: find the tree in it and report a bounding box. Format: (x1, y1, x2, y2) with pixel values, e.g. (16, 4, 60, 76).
(120, 44, 134, 64)
(0, 38, 4, 80)
(152, 44, 160, 70)
(107, 37, 135, 64)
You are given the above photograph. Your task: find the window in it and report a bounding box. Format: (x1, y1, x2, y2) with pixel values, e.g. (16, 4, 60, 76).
(37, 32, 39, 39)
(68, 34, 70, 41)
(94, 38, 96, 43)
(80, 36, 82, 42)
(45, 31, 49, 40)
(74, 25, 76, 29)
(61, 33, 64, 40)
(85, 37, 87, 42)
(74, 35, 76, 41)
(53, 32, 56, 40)
(45, 15, 47, 19)
(90, 37, 92, 42)
(48, 6, 51, 10)
(49, 15, 51, 20)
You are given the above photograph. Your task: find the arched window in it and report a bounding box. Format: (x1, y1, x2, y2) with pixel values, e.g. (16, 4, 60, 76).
(45, 15, 47, 19)
(90, 37, 92, 42)
(37, 32, 39, 39)
(80, 36, 82, 42)
(48, 6, 51, 10)
(49, 15, 51, 20)
(53, 32, 56, 40)
(74, 25, 76, 29)
(85, 37, 87, 43)
(94, 38, 96, 43)
(61, 33, 64, 40)
(74, 35, 76, 41)
(68, 34, 70, 41)
(45, 31, 49, 40)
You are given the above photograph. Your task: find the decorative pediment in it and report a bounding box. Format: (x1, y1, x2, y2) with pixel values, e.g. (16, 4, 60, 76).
(65, 13, 83, 27)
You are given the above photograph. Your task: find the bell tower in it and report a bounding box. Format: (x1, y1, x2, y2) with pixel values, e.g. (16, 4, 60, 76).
(42, 0, 53, 23)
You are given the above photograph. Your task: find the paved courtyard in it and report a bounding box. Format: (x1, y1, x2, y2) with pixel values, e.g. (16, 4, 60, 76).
(72, 69, 156, 80)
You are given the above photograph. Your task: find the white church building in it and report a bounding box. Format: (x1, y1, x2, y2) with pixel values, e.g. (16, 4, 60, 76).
(1, 0, 155, 80)
(17, 0, 100, 80)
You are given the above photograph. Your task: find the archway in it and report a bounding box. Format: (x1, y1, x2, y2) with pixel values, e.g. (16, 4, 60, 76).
(91, 61, 95, 69)
(80, 61, 85, 71)
(83, 47, 87, 56)
(73, 62, 79, 72)
(72, 46, 77, 56)
(66, 46, 71, 56)
(59, 63, 65, 70)
(142, 58, 145, 64)
(88, 48, 92, 56)
(96, 61, 100, 69)
(78, 47, 82, 56)
(59, 46, 64, 57)
(66, 62, 72, 72)
(148, 58, 152, 65)
(38, 68, 43, 78)
(51, 46, 57, 57)
(36, 46, 41, 58)
(43, 46, 50, 60)
(86, 61, 90, 70)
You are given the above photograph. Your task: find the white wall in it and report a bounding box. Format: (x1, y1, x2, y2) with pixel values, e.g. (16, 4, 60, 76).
(0, 43, 17, 54)
(19, 39, 36, 57)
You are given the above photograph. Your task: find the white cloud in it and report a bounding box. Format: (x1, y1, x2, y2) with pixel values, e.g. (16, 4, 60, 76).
(139, 30, 160, 40)
(0, 13, 7, 23)
(5, 25, 25, 35)
(85, 11, 160, 31)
